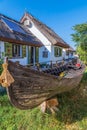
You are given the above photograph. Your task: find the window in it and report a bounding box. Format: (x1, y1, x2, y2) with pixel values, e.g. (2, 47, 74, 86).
(5, 43, 12, 58)
(22, 45, 26, 57)
(35, 47, 39, 62)
(54, 47, 62, 57)
(43, 51, 48, 58)
(12, 44, 20, 57)
(5, 43, 25, 58)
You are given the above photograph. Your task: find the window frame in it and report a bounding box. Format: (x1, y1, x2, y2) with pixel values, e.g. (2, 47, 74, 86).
(54, 46, 62, 57)
(12, 44, 21, 57)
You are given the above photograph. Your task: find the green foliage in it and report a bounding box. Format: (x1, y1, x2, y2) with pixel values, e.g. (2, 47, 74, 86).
(5, 42, 12, 58)
(77, 46, 87, 64)
(72, 23, 87, 47)
(0, 58, 4, 75)
(22, 45, 26, 58)
(71, 23, 87, 63)
(0, 52, 5, 74)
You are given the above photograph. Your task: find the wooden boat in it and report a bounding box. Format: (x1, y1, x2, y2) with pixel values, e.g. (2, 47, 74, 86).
(3, 60, 85, 110)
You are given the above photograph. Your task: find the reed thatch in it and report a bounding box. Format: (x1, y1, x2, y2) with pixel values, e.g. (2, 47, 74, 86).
(20, 12, 69, 48)
(68, 47, 76, 52)
(0, 13, 42, 47)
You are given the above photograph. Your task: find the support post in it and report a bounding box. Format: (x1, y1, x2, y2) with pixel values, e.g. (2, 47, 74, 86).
(39, 97, 59, 114)
(26, 46, 29, 64)
(20, 45, 22, 57)
(50, 60, 52, 68)
(33, 47, 35, 66)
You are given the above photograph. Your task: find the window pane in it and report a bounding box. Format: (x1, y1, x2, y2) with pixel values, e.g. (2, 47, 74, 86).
(54, 47, 62, 57)
(54, 47, 58, 57)
(22, 45, 26, 57)
(42, 51, 48, 58)
(5, 43, 12, 58)
(12, 44, 20, 57)
(59, 48, 62, 56)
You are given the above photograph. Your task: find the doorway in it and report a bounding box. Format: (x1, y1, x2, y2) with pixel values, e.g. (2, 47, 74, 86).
(29, 47, 39, 64)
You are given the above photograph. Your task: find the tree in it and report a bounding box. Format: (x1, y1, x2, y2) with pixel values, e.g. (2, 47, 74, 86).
(71, 23, 87, 63)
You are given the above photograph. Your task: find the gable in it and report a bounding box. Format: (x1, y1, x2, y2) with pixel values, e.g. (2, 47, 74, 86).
(20, 12, 69, 48)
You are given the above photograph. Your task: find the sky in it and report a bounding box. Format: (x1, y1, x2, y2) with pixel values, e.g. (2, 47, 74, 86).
(0, 0, 87, 49)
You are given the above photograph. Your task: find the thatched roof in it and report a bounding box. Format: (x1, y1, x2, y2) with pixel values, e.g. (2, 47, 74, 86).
(20, 12, 69, 48)
(0, 13, 42, 47)
(68, 47, 76, 52)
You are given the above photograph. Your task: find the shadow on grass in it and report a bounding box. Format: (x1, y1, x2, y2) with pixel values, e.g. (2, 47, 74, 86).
(56, 71, 87, 124)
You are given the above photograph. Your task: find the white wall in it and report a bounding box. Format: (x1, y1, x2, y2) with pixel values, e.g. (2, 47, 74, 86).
(0, 41, 5, 58)
(25, 21, 52, 64)
(39, 46, 51, 63)
(62, 49, 69, 59)
(26, 22, 51, 48)
(9, 57, 27, 66)
(62, 49, 66, 58)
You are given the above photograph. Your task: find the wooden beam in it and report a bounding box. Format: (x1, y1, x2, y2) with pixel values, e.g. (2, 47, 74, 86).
(39, 97, 59, 114)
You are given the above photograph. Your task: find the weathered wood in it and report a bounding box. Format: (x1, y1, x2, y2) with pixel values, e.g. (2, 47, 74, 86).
(39, 97, 59, 114)
(6, 61, 85, 110)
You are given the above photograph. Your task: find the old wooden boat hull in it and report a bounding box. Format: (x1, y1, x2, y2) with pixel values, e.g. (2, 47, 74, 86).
(6, 61, 85, 110)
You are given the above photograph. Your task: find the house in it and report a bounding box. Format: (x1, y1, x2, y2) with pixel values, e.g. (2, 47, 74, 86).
(20, 12, 69, 65)
(0, 12, 72, 66)
(65, 46, 76, 59)
(0, 13, 42, 65)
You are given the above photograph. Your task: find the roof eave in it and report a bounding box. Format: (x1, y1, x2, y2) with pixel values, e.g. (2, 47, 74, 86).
(54, 42, 69, 48)
(0, 36, 42, 47)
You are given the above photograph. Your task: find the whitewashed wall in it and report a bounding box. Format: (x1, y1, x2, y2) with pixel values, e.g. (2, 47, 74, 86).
(25, 22, 51, 47)
(39, 46, 51, 63)
(9, 57, 27, 65)
(0, 41, 5, 58)
(25, 21, 52, 63)
(62, 49, 68, 59)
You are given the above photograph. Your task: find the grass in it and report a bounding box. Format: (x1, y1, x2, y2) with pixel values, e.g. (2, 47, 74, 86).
(0, 70, 87, 130)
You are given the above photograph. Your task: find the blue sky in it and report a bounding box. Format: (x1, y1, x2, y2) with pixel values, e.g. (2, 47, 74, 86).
(0, 0, 87, 49)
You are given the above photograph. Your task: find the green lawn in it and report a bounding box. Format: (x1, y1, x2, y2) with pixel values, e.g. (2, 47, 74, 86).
(0, 71, 87, 130)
